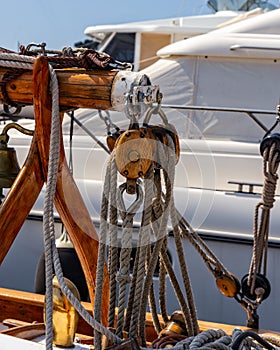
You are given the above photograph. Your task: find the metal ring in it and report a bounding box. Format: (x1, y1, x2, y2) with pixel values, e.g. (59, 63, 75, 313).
(117, 182, 143, 215)
(143, 105, 168, 125)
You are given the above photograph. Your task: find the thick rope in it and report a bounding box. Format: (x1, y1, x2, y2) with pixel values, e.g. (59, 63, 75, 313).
(41, 64, 60, 350)
(128, 167, 154, 338)
(42, 64, 121, 349)
(108, 157, 119, 328)
(115, 183, 144, 338)
(138, 141, 175, 342)
(146, 328, 275, 350)
(124, 242, 140, 333)
(248, 143, 279, 294)
(170, 216, 198, 335)
(93, 152, 115, 349)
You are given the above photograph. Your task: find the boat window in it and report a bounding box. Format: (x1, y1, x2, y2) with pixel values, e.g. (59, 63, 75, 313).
(207, 0, 278, 11)
(102, 33, 135, 63)
(74, 33, 114, 51)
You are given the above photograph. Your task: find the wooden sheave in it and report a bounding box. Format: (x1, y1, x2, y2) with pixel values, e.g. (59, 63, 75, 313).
(0, 56, 110, 325)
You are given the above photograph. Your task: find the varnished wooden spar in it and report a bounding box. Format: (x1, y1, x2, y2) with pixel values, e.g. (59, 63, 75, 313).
(2, 288, 280, 345)
(0, 67, 142, 111)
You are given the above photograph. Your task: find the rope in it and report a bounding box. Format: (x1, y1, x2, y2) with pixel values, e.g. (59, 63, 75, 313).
(128, 167, 154, 338)
(42, 63, 122, 349)
(43, 62, 60, 350)
(108, 158, 119, 328)
(146, 328, 276, 350)
(0, 53, 35, 108)
(248, 143, 279, 294)
(115, 183, 143, 338)
(0, 53, 122, 349)
(137, 141, 174, 342)
(169, 152, 199, 335)
(179, 216, 229, 279)
(7, 47, 275, 348)
(94, 152, 115, 349)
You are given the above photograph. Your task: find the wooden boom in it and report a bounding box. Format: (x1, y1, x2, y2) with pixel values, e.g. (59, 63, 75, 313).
(0, 67, 148, 111)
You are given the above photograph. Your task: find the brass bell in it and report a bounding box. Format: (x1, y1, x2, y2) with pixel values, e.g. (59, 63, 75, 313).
(44, 276, 81, 348)
(0, 122, 33, 189)
(0, 135, 20, 188)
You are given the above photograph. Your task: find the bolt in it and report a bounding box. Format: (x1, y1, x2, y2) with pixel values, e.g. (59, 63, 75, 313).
(128, 150, 140, 163)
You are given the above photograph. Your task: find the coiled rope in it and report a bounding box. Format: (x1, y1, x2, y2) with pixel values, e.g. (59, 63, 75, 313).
(149, 328, 275, 350)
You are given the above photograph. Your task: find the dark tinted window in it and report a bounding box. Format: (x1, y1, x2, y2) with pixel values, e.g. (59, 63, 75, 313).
(104, 33, 135, 63)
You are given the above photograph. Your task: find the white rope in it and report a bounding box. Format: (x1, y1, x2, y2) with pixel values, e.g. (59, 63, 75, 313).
(0, 53, 35, 70)
(0, 52, 35, 63)
(42, 64, 61, 350)
(0, 60, 33, 70)
(35, 62, 121, 349)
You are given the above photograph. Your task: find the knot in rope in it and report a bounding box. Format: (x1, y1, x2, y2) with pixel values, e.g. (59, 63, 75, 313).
(261, 171, 278, 210)
(80, 49, 115, 70)
(61, 46, 76, 57)
(116, 271, 132, 284)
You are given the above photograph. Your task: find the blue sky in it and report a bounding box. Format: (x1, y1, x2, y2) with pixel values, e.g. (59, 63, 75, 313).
(1, 0, 212, 52)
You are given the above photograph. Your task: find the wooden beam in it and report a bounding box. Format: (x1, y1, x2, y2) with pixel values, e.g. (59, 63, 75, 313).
(0, 67, 129, 110)
(1, 288, 280, 344)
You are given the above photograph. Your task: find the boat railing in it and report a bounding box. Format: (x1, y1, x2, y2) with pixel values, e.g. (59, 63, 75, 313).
(161, 103, 278, 132)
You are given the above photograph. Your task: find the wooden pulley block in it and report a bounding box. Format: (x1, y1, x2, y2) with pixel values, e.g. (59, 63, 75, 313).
(216, 273, 240, 298)
(107, 130, 124, 153)
(114, 128, 156, 179)
(148, 123, 180, 165)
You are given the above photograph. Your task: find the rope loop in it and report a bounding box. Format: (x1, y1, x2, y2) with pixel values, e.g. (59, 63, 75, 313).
(117, 182, 144, 219)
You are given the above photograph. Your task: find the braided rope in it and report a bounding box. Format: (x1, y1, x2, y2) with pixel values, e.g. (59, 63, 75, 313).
(138, 141, 175, 343)
(42, 63, 60, 350)
(129, 168, 154, 337)
(108, 157, 119, 328)
(159, 257, 169, 324)
(179, 215, 229, 278)
(153, 171, 169, 325)
(124, 240, 140, 332)
(94, 152, 115, 349)
(115, 184, 143, 338)
(248, 143, 279, 293)
(22, 58, 121, 349)
(0, 52, 35, 64)
(147, 328, 275, 350)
